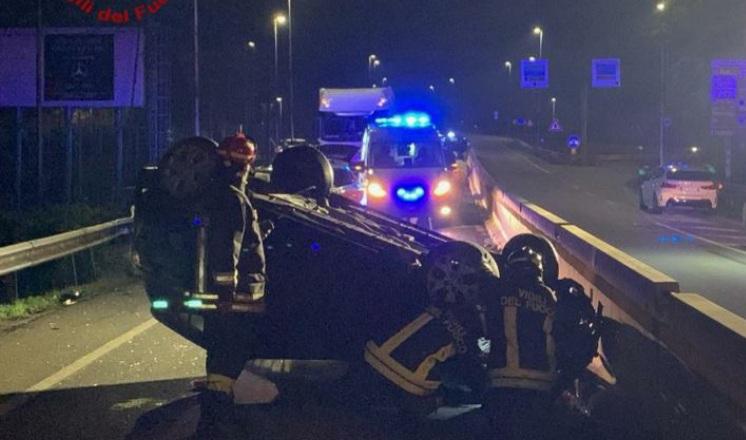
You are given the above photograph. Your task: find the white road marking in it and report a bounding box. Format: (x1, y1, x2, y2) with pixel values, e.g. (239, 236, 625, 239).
(654, 222, 746, 258)
(0, 318, 159, 418)
(522, 156, 551, 174)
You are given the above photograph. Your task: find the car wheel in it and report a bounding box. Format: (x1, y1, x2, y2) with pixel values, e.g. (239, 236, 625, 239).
(158, 137, 221, 202)
(424, 241, 500, 310)
(638, 190, 647, 211)
(271, 146, 334, 200)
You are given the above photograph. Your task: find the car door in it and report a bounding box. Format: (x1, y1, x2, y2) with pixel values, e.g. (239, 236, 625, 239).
(642, 167, 663, 207)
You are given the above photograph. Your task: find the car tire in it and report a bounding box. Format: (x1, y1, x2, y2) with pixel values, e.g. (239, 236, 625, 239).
(158, 137, 221, 202)
(271, 145, 334, 200)
(638, 190, 647, 211)
(423, 241, 500, 310)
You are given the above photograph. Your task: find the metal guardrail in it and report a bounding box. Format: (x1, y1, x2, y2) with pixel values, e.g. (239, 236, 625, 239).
(0, 217, 133, 277)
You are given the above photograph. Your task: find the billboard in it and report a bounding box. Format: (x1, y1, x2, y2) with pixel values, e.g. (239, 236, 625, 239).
(0, 28, 144, 107)
(521, 59, 549, 89)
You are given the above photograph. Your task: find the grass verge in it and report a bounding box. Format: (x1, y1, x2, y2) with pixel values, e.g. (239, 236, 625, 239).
(0, 290, 61, 320)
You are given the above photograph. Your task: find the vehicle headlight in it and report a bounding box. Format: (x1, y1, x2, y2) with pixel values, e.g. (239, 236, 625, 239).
(433, 179, 452, 197)
(367, 181, 387, 198)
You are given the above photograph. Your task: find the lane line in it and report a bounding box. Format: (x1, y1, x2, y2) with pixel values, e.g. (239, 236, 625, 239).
(0, 318, 158, 418)
(521, 156, 551, 174)
(654, 222, 746, 258)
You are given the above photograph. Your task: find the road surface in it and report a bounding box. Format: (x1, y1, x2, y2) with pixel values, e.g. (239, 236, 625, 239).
(472, 135, 746, 318)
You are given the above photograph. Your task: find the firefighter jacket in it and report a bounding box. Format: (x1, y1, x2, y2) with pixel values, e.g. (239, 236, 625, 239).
(484, 277, 558, 391)
(364, 304, 483, 397)
(205, 182, 267, 305)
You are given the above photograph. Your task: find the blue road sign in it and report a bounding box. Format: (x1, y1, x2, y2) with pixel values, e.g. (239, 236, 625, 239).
(567, 134, 581, 149)
(592, 59, 621, 88)
(521, 59, 549, 89)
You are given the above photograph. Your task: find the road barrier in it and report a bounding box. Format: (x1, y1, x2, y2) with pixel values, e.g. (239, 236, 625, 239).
(0, 217, 133, 278)
(468, 149, 746, 425)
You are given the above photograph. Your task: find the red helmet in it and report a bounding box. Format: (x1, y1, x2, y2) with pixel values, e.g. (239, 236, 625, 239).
(217, 132, 256, 165)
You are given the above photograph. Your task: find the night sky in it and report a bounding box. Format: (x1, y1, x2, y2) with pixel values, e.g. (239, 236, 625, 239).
(2, 0, 746, 146)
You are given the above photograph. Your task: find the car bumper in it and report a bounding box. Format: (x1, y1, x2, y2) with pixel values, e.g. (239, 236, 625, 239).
(365, 199, 455, 221)
(659, 191, 717, 209)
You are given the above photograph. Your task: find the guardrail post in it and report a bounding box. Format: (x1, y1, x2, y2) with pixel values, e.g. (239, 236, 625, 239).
(0, 274, 19, 304)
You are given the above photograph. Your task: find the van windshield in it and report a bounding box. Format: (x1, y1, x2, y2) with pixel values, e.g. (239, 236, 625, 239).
(368, 130, 445, 169)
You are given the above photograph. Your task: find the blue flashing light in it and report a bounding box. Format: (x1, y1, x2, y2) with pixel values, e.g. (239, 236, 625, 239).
(310, 242, 321, 253)
(396, 186, 426, 202)
(446, 130, 457, 140)
(375, 112, 432, 129)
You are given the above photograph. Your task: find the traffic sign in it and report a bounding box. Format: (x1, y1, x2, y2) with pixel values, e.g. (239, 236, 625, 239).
(521, 59, 549, 89)
(549, 118, 563, 132)
(711, 59, 746, 137)
(592, 58, 621, 88)
(567, 134, 581, 149)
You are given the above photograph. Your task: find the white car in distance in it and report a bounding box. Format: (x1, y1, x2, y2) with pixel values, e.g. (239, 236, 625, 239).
(640, 166, 720, 213)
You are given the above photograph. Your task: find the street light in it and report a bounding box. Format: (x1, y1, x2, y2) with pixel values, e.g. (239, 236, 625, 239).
(247, 40, 256, 50)
(275, 96, 283, 142)
(528, 56, 536, 62)
(368, 54, 377, 85)
(533, 26, 544, 59)
(504, 61, 512, 76)
(449, 77, 456, 85)
(551, 97, 557, 119)
(428, 84, 436, 92)
(273, 13, 287, 90)
(656, 2, 668, 166)
(287, 0, 295, 138)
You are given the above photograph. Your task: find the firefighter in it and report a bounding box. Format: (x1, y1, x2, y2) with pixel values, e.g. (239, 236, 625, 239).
(482, 245, 558, 439)
(354, 242, 499, 415)
(195, 131, 269, 439)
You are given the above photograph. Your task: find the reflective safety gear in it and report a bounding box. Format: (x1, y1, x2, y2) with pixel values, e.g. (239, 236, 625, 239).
(364, 306, 484, 397)
(485, 276, 558, 391)
(205, 184, 266, 305)
(501, 234, 560, 288)
(217, 132, 257, 165)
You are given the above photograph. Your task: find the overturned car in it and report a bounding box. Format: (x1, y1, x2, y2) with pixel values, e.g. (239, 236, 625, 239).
(133, 137, 603, 421)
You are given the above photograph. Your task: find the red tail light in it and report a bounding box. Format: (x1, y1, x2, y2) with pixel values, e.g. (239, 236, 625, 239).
(661, 181, 677, 189)
(702, 183, 722, 190)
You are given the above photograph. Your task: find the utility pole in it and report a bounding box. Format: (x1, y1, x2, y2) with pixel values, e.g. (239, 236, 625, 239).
(659, 44, 666, 166)
(36, 0, 44, 203)
(193, 0, 200, 135)
(288, 0, 295, 139)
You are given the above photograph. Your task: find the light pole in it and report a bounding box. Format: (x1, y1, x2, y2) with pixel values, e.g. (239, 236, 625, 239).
(193, 0, 200, 135)
(287, 0, 295, 139)
(504, 61, 512, 77)
(368, 54, 377, 86)
(273, 14, 287, 92)
(533, 26, 544, 59)
(656, 2, 667, 166)
(551, 97, 557, 119)
(246, 41, 256, 137)
(275, 97, 283, 142)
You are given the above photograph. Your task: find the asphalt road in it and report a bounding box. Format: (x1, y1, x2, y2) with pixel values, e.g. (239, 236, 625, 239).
(471, 135, 746, 318)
